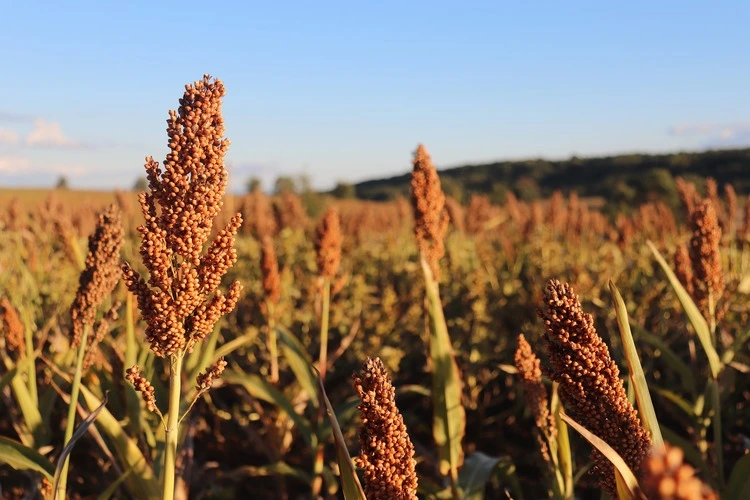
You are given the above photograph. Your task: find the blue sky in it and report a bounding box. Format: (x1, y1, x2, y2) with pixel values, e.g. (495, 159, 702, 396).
(0, 1, 748, 191)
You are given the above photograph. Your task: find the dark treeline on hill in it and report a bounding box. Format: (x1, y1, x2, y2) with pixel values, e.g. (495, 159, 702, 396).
(345, 147, 750, 214)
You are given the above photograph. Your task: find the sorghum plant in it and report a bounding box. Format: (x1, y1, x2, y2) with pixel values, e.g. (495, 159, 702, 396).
(121, 75, 242, 500)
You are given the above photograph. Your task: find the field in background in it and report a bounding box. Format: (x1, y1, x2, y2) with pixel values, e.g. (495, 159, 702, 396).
(0, 178, 748, 499)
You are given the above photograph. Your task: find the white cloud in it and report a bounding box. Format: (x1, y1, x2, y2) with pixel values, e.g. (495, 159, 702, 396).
(0, 128, 21, 145)
(26, 118, 82, 148)
(0, 155, 87, 176)
(669, 122, 750, 148)
(0, 155, 31, 173)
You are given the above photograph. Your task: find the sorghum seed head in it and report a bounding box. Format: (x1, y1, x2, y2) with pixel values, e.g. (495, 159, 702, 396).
(260, 236, 281, 306)
(70, 204, 125, 348)
(539, 279, 651, 495)
(410, 144, 448, 280)
(196, 357, 228, 392)
(515, 334, 556, 464)
(641, 444, 717, 499)
(314, 207, 342, 280)
(688, 199, 724, 322)
(353, 357, 418, 500)
(125, 365, 157, 412)
(122, 75, 242, 358)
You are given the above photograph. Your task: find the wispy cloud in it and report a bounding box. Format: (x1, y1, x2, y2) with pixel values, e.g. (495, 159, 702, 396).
(0, 154, 88, 176)
(669, 122, 750, 148)
(0, 128, 21, 145)
(26, 118, 84, 148)
(0, 155, 31, 173)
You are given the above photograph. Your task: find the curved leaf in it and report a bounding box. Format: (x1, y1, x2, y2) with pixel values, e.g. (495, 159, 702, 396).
(647, 241, 721, 378)
(0, 436, 54, 480)
(421, 256, 466, 481)
(609, 281, 663, 449)
(560, 412, 645, 499)
(318, 373, 366, 500)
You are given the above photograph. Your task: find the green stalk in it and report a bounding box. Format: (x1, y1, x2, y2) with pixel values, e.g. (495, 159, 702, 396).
(57, 325, 89, 499)
(318, 278, 331, 380)
(267, 303, 278, 384)
(162, 352, 184, 500)
(312, 278, 331, 495)
(21, 309, 37, 404)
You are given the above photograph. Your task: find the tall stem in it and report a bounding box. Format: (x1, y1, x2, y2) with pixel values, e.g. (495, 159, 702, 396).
(267, 303, 278, 384)
(312, 278, 332, 495)
(57, 325, 89, 498)
(162, 352, 184, 500)
(318, 279, 331, 380)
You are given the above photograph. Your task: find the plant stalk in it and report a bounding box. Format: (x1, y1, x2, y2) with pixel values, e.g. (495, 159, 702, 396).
(162, 352, 184, 500)
(267, 303, 278, 384)
(318, 279, 331, 380)
(57, 325, 89, 499)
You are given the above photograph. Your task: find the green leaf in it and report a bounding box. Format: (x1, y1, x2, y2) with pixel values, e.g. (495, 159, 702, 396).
(225, 462, 312, 484)
(223, 372, 313, 448)
(560, 412, 645, 500)
(633, 326, 695, 394)
(278, 326, 319, 408)
(9, 367, 45, 447)
(551, 383, 573, 500)
(609, 281, 663, 449)
(317, 373, 366, 500)
(421, 256, 466, 481)
(96, 469, 132, 500)
(53, 393, 109, 498)
(0, 436, 54, 480)
(79, 385, 159, 500)
(459, 452, 520, 500)
(724, 452, 750, 500)
(706, 379, 724, 488)
(647, 241, 721, 378)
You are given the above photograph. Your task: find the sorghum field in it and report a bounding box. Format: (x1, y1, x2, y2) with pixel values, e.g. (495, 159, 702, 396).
(0, 76, 748, 500)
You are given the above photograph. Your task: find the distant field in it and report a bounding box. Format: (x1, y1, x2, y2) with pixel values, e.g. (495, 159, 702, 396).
(0, 188, 124, 210)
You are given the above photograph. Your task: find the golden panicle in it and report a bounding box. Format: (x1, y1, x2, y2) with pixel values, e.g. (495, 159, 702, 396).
(674, 243, 694, 296)
(260, 235, 281, 306)
(125, 365, 157, 412)
(273, 191, 308, 231)
(121, 75, 243, 358)
(70, 204, 125, 348)
(314, 207, 342, 279)
(724, 183, 737, 235)
(539, 280, 651, 495)
(465, 194, 493, 235)
(641, 444, 717, 500)
(196, 357, 228, 392)
(241, 189, 277, 238)
(0, 297, 25, 356)
(444, 196, 465, 233)
(83, 302, 120, 370)
(353, 357, 418, 500)
(410, 144, 448, 280)
(705, 177, 718, 203)
(514, 334, 556, 464)
(675, 177, 698, 216)
(688, 200, 724, 322)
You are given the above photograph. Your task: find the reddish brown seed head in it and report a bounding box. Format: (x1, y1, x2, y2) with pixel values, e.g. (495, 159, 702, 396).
(353, 357, 418, 500)
(641, 444, 717, 500)
(314, 207, 342, 279)
(515, 334, 556, 463)
(122, 75, 243, 358)
(539, 279, 651, 495)
(70, 204, 125, 348)
(410, 144, 448, 280)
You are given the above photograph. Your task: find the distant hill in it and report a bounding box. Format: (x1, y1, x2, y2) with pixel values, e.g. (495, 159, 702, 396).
(350, 147, 750, 213)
